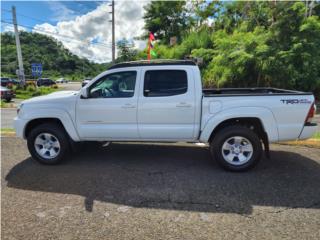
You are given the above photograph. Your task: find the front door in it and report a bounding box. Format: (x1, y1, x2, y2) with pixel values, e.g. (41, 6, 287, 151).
(76, 70, 139, 140)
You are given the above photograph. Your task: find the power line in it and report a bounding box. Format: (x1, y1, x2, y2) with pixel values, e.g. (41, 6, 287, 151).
(1, 9, 113, 48)
(1, 20, 112, 47)
(1, 20, 112, 48)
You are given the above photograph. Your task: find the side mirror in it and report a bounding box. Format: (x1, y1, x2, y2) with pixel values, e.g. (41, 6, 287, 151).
(80, 87, 89, 99)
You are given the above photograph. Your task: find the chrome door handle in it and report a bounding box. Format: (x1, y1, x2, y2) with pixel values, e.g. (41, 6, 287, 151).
(121, 103, 135, 109)
(176, 102, 191, 108)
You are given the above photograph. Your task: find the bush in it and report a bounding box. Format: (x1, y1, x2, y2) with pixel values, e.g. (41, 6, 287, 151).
(26, 85, 36, 92)
(31, 91, 41, 97)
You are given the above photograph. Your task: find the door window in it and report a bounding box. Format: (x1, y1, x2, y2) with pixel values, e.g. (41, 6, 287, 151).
(144, 70, 187, 97)
(89, 71, 136, 98)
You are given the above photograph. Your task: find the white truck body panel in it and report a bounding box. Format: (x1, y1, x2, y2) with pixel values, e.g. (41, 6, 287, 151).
(14, 64, 317, 144)
(200, 94, 314, 142)
(76, 68, 141, 140)
(137, 65, 197, 140)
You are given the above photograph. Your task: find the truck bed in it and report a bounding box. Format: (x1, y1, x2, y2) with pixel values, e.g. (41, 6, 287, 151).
(203, 88, 312, 97)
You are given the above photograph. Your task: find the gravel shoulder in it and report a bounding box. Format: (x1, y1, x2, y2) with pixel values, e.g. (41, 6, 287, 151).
(1, 137, 320, 240)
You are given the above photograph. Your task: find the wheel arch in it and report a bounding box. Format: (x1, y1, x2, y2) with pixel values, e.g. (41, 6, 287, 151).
(208, 117, 265, 142)
(200, 107, 279, 144)
(22, 109, 80, 141)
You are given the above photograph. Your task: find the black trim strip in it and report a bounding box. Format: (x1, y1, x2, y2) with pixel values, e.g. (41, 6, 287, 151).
(202, 87, 313, 97)
(304, 122, 317, 127)
(203, 93, 313, 97)
(108, 60, 196, 70)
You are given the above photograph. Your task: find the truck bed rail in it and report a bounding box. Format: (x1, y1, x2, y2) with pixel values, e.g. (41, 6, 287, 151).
(203, 87, 312, 97)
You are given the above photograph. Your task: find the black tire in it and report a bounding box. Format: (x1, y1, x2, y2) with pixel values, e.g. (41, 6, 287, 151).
(27, 123, 70, 165)
(210, 125, 262, 172)
(5, 98, 11, 102)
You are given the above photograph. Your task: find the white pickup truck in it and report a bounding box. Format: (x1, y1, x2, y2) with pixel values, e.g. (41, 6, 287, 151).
(14, 60, 317, 171)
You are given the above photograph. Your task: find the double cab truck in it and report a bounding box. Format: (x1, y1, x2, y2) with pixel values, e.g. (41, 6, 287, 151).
(14, 60, 317, 171)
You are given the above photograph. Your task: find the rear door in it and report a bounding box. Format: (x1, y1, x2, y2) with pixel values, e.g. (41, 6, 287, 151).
(137, 67, 196, 140)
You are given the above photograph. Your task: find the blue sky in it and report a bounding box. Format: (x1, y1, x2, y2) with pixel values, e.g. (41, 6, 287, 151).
(1, 1, 103, 31)
(0, 1, 148, 62)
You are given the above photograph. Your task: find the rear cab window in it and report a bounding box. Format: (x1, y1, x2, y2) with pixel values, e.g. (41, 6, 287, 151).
(143, 70, 188, 97)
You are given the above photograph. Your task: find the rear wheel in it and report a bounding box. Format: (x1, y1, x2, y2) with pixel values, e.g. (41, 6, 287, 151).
(27, 123, 70, 165)
(210, 125, 262, 171)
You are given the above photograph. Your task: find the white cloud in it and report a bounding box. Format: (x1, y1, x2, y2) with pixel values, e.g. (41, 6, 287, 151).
(47, 1, 77, 22)
(33, 1, 149, 63)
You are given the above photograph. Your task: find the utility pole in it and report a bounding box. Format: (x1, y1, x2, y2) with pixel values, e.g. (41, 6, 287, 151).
(12, 6, 25, 86)
(109, 0, 115, 63)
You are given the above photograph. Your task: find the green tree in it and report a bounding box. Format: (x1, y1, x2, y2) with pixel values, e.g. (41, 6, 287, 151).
(116, 39, 138, 62)
(142, 1, 189, 44)
(0, 32, 107, 80)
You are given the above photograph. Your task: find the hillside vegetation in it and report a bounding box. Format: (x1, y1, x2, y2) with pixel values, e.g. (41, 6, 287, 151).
(1, 32, 109, 80)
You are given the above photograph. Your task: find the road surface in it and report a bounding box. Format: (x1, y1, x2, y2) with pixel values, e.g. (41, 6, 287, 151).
(1, 108, 16, 128)
(1, 138, 320, 239)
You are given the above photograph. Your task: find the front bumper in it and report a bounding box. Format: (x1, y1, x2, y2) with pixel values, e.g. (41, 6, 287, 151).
(14, 117, 28, 139)
(299, 123, 318, 140)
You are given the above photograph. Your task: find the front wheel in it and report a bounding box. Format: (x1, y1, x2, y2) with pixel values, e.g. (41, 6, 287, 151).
(27, 123, 70, 165)
(210, 125, 262, 171)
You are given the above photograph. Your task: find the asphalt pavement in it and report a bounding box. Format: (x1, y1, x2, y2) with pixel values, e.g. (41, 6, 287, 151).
(57, 82, 82, 91)
(1, 108, 16, 129)
(1, 138, 320, 239)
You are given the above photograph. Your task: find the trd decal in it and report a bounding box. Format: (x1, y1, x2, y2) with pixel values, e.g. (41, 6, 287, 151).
(280, 99, 312, 104)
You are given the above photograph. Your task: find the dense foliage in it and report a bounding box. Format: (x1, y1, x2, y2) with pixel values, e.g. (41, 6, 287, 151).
(142, 1, 190, 44)
(141, 1, 320, 97)
(1, 1, 319, 97)
(116, 39, 137, 63)
(1, 32, 108, 80)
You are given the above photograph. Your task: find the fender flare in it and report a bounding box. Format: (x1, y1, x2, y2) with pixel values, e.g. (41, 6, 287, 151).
(22, 108, 80, 141)
(199, 107, 279, 143)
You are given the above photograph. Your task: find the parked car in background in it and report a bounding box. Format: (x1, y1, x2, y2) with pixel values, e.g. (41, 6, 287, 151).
(56, 78, 68, 84)
(10, 78, 20, 85)
(0, 86, 15, 102)
(1, 77, 12, 87)
(82, 78, 92, 87)
(0, 77, 20, 87)
(36, 78, 56, 87)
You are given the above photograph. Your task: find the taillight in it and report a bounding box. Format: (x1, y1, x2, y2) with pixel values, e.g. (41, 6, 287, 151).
(305, 102, 316, 124)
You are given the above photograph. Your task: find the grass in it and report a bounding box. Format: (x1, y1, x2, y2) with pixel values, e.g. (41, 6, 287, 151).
(15, 86, 58, 99)
(0, 100, 8, 108)
(313, 132, 320, 139)
(1, 128, 15, 136)
(1, 85, 59, 109)
(1, 86, 58, 108)
(0, 100, 17, 108)
(1, 128, 15, 133)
